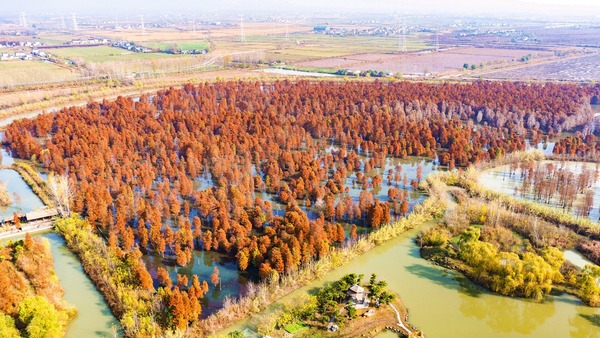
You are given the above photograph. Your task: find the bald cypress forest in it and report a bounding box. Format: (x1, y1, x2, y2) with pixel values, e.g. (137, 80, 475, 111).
(4, 80, 600, 336)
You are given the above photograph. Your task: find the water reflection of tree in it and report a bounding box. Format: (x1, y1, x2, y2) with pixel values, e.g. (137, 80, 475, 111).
(458, 281, 555, 335)
(570, 313, 600, 338)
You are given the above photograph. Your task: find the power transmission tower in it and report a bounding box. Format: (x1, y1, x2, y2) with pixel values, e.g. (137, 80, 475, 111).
(61, 16, 66, 30)
(21, 12, 27, 28)
(140, 15, 146, 35)
(285, 20, 289, 42)
(71, 13, 78, 31)
(435, 26, 440, 51)
(399, 18, 406, 53)
(240, 15, 246, 42)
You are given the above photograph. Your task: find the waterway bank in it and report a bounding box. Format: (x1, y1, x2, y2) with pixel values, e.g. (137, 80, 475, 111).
(1, 230, 121, 337)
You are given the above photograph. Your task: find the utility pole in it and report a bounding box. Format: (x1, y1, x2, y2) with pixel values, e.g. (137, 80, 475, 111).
(399, 18, 406, 53)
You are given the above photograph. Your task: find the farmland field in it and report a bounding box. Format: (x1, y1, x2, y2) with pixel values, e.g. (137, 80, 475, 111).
(217, 33, 428, 63)
(294, 47, 548, 75)
(483, 53, 600, 81)
(141, 40, 209, 51)
(0, 60, 77, 87)
(85, 23, 311, 44)
(47, 46, 170, 62)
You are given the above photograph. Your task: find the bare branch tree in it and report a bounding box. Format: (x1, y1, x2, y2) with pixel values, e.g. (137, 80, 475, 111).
(47, 173, 73, 215)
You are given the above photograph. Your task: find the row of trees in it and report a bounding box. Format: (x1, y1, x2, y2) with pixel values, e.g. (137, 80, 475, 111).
(553, 134, 600, 158)
(507, 160, 599, 215)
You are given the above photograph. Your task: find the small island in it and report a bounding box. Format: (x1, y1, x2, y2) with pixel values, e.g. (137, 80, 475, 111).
(419, 167, 600, 307)
(226, 273, 424, 338)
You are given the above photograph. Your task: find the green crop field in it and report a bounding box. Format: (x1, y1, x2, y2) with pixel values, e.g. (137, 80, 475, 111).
(141, 40, 209, 51)
(284, 322, 308, 334)
(47, 46, 170, 63)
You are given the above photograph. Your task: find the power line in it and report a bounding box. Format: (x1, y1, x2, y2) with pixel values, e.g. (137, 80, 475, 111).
(436, 26, 440, 51)
(399, 17, 406, 53)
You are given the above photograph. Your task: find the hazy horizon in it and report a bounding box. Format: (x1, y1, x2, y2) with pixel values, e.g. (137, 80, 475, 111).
(5, 0, 600, 19)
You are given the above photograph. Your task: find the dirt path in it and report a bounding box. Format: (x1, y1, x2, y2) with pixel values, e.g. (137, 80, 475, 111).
(389, 303, 412, 335)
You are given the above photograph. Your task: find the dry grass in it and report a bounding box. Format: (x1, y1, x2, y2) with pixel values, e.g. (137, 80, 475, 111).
(0, 60, 78, 88)
(0, 68, 276, 120)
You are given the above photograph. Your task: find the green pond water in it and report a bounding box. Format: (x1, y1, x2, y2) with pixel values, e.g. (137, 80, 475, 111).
(45, 231, 120, 337)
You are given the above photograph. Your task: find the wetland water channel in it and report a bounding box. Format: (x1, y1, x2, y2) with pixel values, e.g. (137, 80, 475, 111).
(0, 148, 119, 337)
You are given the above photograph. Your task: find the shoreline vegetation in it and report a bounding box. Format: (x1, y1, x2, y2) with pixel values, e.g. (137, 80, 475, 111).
(419, 159, 600, 307)
(9, 162, 54, 207)
(0, 233, 77, 337)
(0, 161, 54, 208)
(54, 215, 161, 337)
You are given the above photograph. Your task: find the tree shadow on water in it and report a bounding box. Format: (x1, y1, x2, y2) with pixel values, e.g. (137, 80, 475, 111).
(404, 263, 484, 298)
(580, 314, 600, 327)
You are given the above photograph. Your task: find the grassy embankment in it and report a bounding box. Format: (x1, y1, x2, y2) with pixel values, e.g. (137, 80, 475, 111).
(8, 162, 54, 207)
(54, 215, 158, 337)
